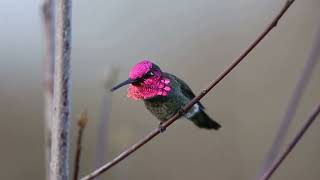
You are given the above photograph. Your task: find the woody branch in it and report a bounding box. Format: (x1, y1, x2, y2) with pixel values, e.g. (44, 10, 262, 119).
(80, 1, 296, 180)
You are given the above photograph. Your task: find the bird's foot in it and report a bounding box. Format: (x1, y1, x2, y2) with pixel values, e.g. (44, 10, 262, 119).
(158, 122, 166, 133)
(178, 108, 186, 115)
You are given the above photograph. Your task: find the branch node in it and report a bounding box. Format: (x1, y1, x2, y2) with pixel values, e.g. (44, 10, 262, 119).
(286, 0, 294, 4)
(202, 88, 209, 94)
(78, 110, 89, 128)
(272, 20, 279, 28)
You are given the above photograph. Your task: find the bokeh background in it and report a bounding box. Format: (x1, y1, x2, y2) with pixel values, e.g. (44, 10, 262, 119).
(1, 0, 320, 179)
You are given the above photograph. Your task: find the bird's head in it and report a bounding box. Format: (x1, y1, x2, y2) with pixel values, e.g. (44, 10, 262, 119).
(111, 60, 171, 100)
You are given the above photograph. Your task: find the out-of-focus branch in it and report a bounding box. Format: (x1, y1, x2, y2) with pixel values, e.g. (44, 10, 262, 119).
(258, 22, 320, 178)
(93, 67, 119, 180)
(41, 0, 54, 179)
(73, 111, 89, 180)
(259, 103, 320, 180)
(80, 1, 296, 180)
(50, 0, 72, 179)
(93, 93, 110, 175)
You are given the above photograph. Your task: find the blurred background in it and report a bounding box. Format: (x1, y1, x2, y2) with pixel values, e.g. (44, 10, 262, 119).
(0, 0, 320, 179)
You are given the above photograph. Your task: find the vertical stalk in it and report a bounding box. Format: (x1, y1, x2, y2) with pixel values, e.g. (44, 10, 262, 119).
(50, 0, 72, 179)
(73, 111, 89, 180)
(41, 0, 54, 179)
(93, 66, 119, 180)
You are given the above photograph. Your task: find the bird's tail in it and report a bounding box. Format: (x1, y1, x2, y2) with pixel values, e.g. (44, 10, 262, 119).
(190, 111, 221, 130)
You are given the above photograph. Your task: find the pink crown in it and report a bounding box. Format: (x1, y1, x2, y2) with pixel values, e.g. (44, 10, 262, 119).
(129, 60, 152, 79)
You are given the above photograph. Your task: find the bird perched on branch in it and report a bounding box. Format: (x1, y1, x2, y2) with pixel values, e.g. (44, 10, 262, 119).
(111, 60, 221, 130)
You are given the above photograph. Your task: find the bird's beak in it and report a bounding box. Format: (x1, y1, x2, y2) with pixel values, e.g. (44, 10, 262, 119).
(110, 78, 136, 92)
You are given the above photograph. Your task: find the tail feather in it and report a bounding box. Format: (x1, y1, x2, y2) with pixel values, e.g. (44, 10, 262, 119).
(190, 111, 221, 130)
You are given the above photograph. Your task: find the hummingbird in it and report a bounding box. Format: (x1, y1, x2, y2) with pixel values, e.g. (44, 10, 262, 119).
(111, 60, 221, 130)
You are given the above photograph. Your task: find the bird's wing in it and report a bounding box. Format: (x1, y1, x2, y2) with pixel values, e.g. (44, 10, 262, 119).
(167, 73, 205, 109)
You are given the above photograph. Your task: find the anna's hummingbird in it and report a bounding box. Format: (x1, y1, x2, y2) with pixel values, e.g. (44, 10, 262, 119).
(111, 60, 221, 130)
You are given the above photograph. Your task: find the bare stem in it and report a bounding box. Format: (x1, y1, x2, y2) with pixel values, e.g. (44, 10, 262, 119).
(259, 103, 320, 180)
(41, 0, 54, 179)
(73, 111, 89, 180)
(50, 0, 72, 179)
(80, 0, 296, 179)
(258, 22, 320, 178)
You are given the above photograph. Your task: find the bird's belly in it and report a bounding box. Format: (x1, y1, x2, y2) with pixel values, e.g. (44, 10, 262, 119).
(144, 98, 182, 122)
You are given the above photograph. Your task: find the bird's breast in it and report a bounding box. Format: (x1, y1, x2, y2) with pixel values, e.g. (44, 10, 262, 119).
(144, 96, 183, 122)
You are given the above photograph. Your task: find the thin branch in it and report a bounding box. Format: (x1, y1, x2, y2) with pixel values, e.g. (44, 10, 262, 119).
(73, 111, 89, 180)
(50, 0, 72, 179)
(80, 1, 296, 180)
(259, 103, 320, 180)
(258, 22, 320, 178)
(41, 0, 54, 179)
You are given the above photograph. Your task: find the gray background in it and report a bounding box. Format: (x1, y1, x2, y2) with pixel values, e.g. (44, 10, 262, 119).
(0, 0, 319, 179)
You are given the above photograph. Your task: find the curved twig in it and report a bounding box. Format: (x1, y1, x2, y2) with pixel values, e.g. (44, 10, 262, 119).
(259, 103, 320, 180)
(258, 21, 320, 178)
(80, 1, 296, 179)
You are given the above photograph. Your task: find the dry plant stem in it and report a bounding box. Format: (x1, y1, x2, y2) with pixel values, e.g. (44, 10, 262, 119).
(80, 1, 295, 180)
(258, 22, 320, 178)
(73, 128, 84, 180)
(50, 0, 72, 180)
(74, 112, 89, 180)
(41, 0, 54, 179)
(260, 103, 320, 180)
(73, 127, 85, 180)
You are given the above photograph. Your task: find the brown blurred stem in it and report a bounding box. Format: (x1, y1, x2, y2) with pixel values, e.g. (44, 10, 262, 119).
(259, 103, 320, 180)
(80, 1, 296, 179)
(73, 128, 84, 180)
(73, 111, 89, 180)
(50, 0, 72, 179)
(41, 0, 54, 179)
(258, 22, 320, 178)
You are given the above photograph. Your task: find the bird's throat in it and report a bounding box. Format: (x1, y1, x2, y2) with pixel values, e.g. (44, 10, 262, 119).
(127, 78, 171, 100)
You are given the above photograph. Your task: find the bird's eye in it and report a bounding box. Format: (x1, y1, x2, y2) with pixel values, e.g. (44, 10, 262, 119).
(142, 71, 154, 79)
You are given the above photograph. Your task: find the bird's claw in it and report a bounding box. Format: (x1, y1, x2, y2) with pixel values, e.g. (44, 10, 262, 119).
(158, 122, 166, 133)
(178, 108, 186, 115)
